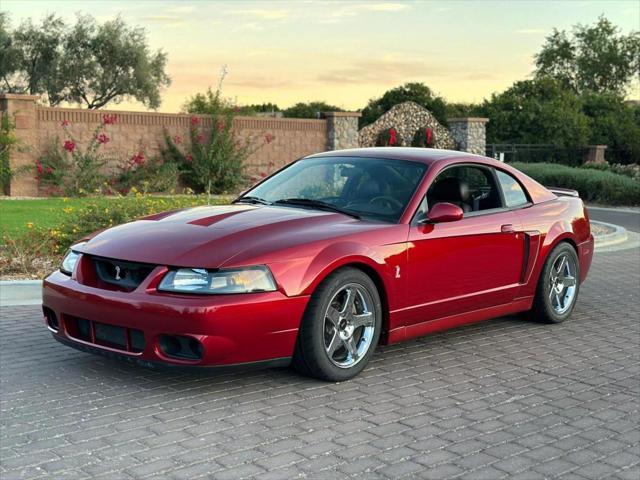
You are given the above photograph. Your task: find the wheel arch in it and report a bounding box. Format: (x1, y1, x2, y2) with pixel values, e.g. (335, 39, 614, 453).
(531, 235, 579, 292)
(308, 261, 392, 345)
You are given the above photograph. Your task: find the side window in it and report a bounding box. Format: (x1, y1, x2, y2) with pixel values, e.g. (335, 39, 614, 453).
(426, 165, 503, 214)
(496, 170, 529, 208)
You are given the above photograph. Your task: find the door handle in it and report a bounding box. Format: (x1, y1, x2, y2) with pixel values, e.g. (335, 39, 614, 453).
(501, 224, 516, 233)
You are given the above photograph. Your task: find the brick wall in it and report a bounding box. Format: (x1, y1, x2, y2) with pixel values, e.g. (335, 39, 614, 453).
(1, 94, 360, 196)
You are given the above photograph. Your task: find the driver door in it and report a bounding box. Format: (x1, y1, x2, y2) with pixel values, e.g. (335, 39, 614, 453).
(403, 165, 526, 327)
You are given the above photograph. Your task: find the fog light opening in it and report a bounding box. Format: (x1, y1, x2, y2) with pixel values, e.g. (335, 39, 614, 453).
(159, 335, 203, 361)
(188, 338, 204, 359)
(159, 335, 181, 357)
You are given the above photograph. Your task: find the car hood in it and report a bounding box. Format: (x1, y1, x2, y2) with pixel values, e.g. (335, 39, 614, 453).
(78, 205, 392, 268)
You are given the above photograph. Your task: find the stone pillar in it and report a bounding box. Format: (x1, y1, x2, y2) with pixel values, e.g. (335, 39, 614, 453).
(324, 111, 361, 151)
(583, 145, 608, 164)
(0, 94, 39, 196)
(447, 117, 489, 155)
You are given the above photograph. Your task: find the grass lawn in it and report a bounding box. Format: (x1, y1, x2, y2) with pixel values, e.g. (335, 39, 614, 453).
(0, 195, 232, 238)
(1, 197, 99, 237)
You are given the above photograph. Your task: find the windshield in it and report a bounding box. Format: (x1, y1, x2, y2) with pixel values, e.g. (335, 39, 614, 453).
(239, 156, 428, 223)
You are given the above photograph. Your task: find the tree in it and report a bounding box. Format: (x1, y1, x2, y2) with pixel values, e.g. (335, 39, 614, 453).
(581, 93, 640, 164)
(444, 102, 482, 119)
(0, 13, 21, 93)
(241, 103, 280, 115)
(360, 83, 447, 128)
(534, 16, 640, 95)
(282, 101, 343, 119)
(0, 14, 66, 104)
(62, 16, 170, 109)
(0, 14, 170, 109)
(479, 77, 590, 148)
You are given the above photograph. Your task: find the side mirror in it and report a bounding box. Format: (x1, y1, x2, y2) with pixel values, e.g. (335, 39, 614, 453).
(426, 202, 464, 223)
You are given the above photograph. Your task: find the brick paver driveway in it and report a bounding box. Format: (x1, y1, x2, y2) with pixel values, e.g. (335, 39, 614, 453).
(1, 248, 639, 480)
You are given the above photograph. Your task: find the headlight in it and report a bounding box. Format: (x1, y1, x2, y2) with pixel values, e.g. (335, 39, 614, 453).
(60, 242, 87, 275)
(158, 266, 277, 294)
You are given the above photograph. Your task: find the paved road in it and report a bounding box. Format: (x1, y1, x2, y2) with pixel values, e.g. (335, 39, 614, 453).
(1, 248, 639, 480)
(588, 207, 640, 233)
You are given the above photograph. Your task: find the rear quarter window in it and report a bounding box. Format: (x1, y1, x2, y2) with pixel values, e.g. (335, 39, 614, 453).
(496, 170, 529, 208)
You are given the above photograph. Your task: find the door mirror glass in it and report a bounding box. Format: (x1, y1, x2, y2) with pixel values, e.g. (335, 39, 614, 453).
(427, 202, 464, 223)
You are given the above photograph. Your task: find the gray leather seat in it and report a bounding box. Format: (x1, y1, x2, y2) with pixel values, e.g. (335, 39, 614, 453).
(429, 177, 472, 212)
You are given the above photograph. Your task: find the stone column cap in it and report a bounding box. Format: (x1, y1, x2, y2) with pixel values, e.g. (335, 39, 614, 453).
(587, 144, 608, 149)
(0, 94, 40, 101)
(322, 111, 362, 118)
(447, 117, 489, 124)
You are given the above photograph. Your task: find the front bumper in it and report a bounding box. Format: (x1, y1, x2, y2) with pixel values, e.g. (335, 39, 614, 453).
(43, 270, 309, 368)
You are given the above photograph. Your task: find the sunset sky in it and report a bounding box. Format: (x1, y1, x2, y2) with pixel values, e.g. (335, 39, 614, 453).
(3, 0, 639, 112)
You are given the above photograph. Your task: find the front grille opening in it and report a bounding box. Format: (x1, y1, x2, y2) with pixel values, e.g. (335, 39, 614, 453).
(91, 256, 155, 291)
(129, 329, 146, 353)
(43, 307, 59, 331)
(64, 315, 145, 354)
(159, 335, 203, 361)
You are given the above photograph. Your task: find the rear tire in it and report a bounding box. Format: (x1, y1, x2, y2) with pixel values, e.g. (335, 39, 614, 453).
(292, 268, 382, 381)
(529, 242, 580, 324)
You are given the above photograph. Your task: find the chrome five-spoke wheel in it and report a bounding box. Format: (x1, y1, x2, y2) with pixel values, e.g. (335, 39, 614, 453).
(293, 268, 382, 381)
(548, 253, 577, 315)
(530, 242, 580, 324)
(323, 284, 376, 368)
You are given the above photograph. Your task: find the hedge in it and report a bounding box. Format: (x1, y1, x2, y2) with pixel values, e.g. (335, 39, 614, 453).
(512, 162, 640, 205)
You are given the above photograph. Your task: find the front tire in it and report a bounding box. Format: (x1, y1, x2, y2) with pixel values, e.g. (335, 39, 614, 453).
(530, 242, 580, 323)
(293, 268, 382, 381)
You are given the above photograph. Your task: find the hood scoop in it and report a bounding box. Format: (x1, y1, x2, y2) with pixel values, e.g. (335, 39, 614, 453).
(187, 209, 250, 227)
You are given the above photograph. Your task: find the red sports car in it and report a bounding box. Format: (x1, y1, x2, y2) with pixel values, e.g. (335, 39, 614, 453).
(43, 148, 594, 381)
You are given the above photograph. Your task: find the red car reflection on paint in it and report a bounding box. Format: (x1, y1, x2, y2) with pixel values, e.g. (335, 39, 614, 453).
(43, 148, 594, 381)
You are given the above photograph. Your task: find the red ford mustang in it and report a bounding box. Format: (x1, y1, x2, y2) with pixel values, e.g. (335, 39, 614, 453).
(43, 148, 594, 381)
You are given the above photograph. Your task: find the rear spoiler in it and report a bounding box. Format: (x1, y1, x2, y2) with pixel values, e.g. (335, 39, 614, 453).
(547, 187, 580, 198)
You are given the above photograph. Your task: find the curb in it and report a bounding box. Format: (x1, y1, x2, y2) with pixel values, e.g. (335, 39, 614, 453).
(0, 280, 42, 307)
(591, 221, 628, 248)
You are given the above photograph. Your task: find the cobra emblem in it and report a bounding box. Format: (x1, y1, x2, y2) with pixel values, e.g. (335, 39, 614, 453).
(114, 265, 122, 281)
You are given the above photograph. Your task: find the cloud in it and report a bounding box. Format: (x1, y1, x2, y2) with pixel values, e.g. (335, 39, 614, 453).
(237, 22, 264, 31)
(367, 3, 410, 12)
(143, 15, 187, 27)
(225, 75, 297, 89)
(164, 5, 196, 14)
(142, 5, 197, 27)
(315, 58, 447, 85)
(331, 2, 410, 18)
(514, 28, 547, 35)
(231, 9, 292, 21)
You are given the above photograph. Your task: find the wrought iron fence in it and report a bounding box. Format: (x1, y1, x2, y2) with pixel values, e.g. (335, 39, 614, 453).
(605, 148, 640, 165)
(485, 144, 587, 167)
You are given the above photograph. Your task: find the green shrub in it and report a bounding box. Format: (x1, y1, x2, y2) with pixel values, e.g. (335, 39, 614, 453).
(512, 162, 640, 205)
(582, 162, 640, 182)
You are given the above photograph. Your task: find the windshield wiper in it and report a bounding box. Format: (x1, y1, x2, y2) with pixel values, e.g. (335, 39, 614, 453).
(233, 196, 272, 205)
(274, 198, 361, 219)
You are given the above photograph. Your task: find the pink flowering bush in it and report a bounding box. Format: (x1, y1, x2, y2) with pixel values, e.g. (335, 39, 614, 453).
(160, 69, 275, 194)
(114, 148, 180, 195)
(38, 114, 178, 196)
(37, 116, 119, 195)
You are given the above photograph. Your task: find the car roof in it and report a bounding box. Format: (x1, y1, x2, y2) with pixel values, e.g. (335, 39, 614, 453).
(304, 147, 485, 166)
